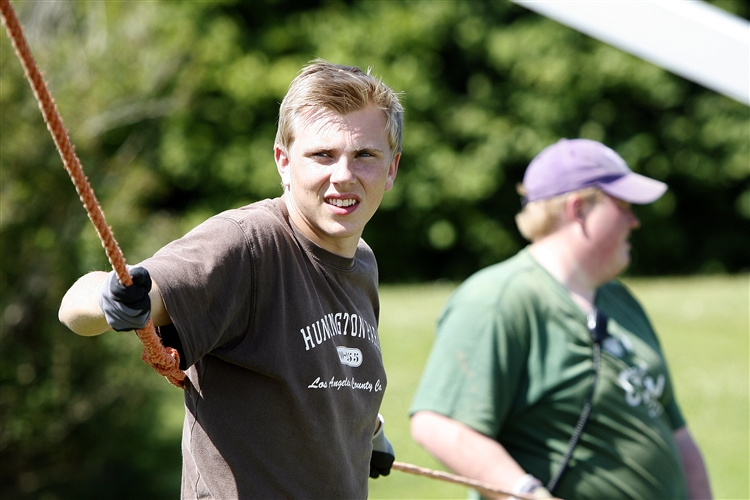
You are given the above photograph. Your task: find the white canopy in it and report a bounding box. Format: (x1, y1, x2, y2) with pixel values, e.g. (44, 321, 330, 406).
(513, 0, 750, 105)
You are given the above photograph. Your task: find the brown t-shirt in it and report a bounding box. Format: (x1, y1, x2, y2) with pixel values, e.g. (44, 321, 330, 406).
(142, 197, 387, 499)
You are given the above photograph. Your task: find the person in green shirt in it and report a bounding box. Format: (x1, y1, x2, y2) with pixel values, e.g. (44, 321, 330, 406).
(409, 139, 712, 499)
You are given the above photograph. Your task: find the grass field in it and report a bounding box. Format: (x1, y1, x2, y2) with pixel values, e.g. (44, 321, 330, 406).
(153, 275, 748, 498)
(368, 275, 750, 500)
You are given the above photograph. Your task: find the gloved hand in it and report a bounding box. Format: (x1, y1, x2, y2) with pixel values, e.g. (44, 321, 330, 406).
(369, 413, 395, 479)
(98, 266, 152, 332)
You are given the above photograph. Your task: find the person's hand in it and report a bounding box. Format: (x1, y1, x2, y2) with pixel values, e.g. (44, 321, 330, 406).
(511, 474, 553, 499)
(370, 413, 395, 479)
(98, 266, 152, 331)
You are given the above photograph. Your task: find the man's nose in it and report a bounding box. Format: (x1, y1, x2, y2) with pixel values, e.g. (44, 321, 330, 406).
(330, 157, 356, 184)
(629, 209, 641, 229)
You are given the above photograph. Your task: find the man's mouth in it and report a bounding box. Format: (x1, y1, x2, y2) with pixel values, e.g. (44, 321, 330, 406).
(325, 198, 358, 208)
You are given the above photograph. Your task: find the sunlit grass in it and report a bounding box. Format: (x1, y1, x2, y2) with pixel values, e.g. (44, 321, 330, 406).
(149, 276, 748, 499)
(369, 275, 749, 500)
(622, 275, 749, 500)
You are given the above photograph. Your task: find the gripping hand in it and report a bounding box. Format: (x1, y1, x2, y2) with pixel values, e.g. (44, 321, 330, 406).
(370, 413, 395, 479)
(512, 474, 553, 500)
(98, 266, 152, 331)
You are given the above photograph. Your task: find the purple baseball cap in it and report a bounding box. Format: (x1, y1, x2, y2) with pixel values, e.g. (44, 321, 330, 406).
(522, 139, 667, 204)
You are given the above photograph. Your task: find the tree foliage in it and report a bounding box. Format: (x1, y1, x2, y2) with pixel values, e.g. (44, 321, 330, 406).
(1, 0, 748, 497)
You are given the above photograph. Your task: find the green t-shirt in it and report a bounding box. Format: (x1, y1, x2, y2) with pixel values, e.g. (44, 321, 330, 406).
(410, 248, 688, 500)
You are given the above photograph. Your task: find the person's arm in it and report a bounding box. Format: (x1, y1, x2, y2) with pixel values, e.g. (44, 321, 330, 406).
(674, 426, 712, 499)
(59, 269, 171, 336)
(411, 410, 547, 499)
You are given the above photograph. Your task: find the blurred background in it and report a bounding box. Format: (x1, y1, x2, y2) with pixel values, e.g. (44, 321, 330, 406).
(1, 1, 747, 498)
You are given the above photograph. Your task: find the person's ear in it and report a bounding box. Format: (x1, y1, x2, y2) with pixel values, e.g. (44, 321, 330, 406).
(384, 152, 401, 191)
(565, 194, 588, 225)
(274, 145, 291, 190)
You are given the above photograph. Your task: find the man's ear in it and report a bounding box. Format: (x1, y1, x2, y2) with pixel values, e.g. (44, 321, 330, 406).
(565, 194, 588, 225)
(384, 152, 401, 192)
(274, 145, 290, 190)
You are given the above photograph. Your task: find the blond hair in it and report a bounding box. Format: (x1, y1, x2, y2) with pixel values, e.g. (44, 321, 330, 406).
(515, 186, 603, 241)
(275, 59, 403, 158)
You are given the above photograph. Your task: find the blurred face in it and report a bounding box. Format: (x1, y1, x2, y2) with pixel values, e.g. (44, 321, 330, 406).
(582, 194, 641, 282)
(275, 105, 400, 257)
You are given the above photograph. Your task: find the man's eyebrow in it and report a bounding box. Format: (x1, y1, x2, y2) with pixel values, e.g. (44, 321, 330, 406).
(300, 145, 386, 155)
(299, 144, 333, 153)
(355, 146, 386, 154)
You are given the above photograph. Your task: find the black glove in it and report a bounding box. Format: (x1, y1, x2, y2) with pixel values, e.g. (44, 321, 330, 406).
(98, 266, 152, 331)
(370, 413, 395, 479)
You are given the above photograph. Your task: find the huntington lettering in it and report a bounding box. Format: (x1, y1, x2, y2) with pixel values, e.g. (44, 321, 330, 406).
(299, 311, 381, 351)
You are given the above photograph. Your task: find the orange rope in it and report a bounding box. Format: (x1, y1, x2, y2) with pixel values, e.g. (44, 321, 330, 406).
(0, 2, 564, 492)
(1, 0, 185, 388)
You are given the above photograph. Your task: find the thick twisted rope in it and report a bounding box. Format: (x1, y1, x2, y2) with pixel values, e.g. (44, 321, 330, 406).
(1, 1, 565, 493)
(1, 0, 185, 388)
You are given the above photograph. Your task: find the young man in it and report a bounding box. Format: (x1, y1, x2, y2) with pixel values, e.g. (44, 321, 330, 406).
(409, 139, 712, 499)
(59, 60, 401, 499)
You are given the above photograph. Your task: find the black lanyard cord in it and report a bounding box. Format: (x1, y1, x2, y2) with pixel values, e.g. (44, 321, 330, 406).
(546, 309, 609, 494)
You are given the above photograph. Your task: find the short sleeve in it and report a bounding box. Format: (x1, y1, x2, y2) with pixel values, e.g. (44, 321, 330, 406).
(141, 215, 254, 367)
(409, 294, 528, 437)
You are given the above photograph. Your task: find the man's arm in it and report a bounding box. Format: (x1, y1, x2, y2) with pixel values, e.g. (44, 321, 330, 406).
(674, 426, 712, 499)
(410, 410, 531, 499)
(58, 269, 171, 336)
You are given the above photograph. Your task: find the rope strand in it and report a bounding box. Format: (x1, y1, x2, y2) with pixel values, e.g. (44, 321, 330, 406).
(2, 2, 563, 493)
(392, 462, 560, 499)
(1, 0, 185, 388)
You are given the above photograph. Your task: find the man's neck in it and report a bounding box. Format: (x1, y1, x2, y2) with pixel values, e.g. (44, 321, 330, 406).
(529, 237, 597, 313)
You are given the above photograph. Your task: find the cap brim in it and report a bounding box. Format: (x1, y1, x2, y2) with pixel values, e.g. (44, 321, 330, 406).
(599, 173, 668, 204)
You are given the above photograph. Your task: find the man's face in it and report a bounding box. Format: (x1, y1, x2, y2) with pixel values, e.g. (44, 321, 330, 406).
(583, 194, 641, 281)
(275, 105, 400, 257)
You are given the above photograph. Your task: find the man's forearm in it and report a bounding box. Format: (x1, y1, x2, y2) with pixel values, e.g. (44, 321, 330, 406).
(674, 427, 712, 499)
(59, 269, 172, 336)
(410, 411, 526, 498)
(59, 271, 110, 336)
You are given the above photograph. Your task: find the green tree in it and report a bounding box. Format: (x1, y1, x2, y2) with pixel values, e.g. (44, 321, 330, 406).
(1, 1, 747, 497)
